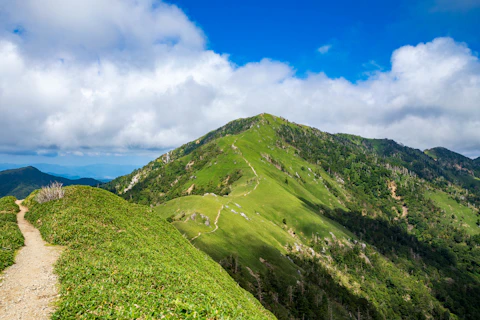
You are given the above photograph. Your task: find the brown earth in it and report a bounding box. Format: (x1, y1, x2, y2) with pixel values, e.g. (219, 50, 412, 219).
(0, 200, 63, 319)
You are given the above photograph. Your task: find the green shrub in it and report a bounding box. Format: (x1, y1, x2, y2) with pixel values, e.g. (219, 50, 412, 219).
(0, 196, 24, 271)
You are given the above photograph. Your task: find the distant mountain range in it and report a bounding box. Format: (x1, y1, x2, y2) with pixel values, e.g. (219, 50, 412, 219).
(0, 163, 140, 182)
(0, 166, 101, 199)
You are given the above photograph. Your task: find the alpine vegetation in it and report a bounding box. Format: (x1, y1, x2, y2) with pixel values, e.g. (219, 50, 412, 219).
(0, 196, 23, 271)
(36, 182, 65, 204)
(24, 186, 274, 319)
(106, 114, 480, 319)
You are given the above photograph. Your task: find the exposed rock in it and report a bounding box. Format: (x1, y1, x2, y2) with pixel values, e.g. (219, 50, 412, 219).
(360, 252, 371, 265)
(186, 184, 195, 195)
(123, 173, 140, 194)
(388, 181, 402, 200)
(170, 178, 179, 187)
(185, 160, 195, 170)
(240, 212, 249, 221)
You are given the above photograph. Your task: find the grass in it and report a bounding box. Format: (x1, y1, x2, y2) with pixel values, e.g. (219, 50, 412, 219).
(0, 196, 24, 272)
(109, 114, 467, 319)
(25, 186, 274, 319)
(156, 116, 355, 284)
(151, 115, 459, 319)
(425, 189, 479, 235)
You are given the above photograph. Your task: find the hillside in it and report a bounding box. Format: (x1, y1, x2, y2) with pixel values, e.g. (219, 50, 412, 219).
(424, 147, 480, 178)
(105, 114, 480, 319)
(338, 137, 480, 192)
(0, 196, 23, 271)
(0, 166, 101, 199)
(0, 163, 138, 181)
(23, 186, 273, 319)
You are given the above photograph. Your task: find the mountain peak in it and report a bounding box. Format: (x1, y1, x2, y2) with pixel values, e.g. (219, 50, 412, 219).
(24, 166, 40, 172)
(0, 166, 101, 198)
(424, 146, 470, 160)
(102, 113, 480, 320)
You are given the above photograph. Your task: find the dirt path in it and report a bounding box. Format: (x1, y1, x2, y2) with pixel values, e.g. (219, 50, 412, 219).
(387, 181, 409, 219)
(208, 205, 224, 234)
(191, 205, 225, 241)
(401, 205, 409, 218)
(388, 181, 402, 201)
(191, 142, 260, 242)
(0, 200, 63, 319)
(242, 157, 260, 196)
(232, 142, 260, 196)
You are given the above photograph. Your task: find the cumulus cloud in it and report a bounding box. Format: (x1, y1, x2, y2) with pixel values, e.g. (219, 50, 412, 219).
(0, 1, 479, 157)
(317, 44, 332, 54)
(0, 0, 205, 63)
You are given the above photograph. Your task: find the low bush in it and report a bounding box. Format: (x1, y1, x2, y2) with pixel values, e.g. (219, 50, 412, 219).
(36, 182, 64, 204)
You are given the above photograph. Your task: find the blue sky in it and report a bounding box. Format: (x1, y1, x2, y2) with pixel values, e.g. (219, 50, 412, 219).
(0, 0, 479, 168)
(169, 0, 480, 80)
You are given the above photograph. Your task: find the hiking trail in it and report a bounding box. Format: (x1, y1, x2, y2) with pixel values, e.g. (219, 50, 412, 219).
(191, 141, 260, 242)
(0, 200, 63, 320)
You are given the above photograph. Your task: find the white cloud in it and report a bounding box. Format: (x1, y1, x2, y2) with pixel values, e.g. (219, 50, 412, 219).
(317, 44, 332, 54)
(0, 2, 479, 157)
(0, 0, 205, 63)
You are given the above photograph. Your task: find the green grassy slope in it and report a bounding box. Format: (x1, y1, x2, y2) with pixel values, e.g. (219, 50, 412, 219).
(152, 117, 371, 318)
(0, 166, 101, 199)
(24, 186, 274, 319)
(105, 114, 477, 319)
(0, 196, 23, 271)
(425, 189, 479, 235)
(274, 118, 480, 319)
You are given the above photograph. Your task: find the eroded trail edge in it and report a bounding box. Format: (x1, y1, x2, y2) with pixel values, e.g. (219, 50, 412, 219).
(0, 200, 63, 320)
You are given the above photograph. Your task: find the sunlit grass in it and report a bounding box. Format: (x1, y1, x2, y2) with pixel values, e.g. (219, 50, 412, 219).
(25, 186, 274, 319)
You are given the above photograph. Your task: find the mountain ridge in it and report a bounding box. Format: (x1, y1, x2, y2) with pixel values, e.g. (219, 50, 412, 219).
(21, 185, 273, 318)
(0, 166, 101, 199)
(104, 113, 479, 319)
(425, 147, 480, 177)
(0, 163, 139, 181)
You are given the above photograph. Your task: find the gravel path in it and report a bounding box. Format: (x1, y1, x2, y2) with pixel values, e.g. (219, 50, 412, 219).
(0, 200, 63, 319)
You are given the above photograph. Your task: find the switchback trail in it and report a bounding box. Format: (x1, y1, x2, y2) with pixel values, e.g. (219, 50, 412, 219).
(191, 204, 224, 241)
(191, 141, 260, 242)
(232, 141, 260, 196)
(0, 200, 63, 319)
